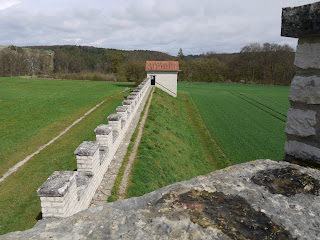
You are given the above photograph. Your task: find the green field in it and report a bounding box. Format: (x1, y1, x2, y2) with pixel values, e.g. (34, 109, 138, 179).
(179, 82, 290, 164)
(0, 77, 132, 178)
(126, 89, 228, 198)
(0, 77, 133, 235)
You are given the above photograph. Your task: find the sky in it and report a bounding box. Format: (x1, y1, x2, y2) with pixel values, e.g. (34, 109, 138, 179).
(0, 0, 318, 55)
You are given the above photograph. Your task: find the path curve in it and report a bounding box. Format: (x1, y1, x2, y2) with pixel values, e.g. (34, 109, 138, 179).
(0, 89, 126, 183)
(117, 88, 155, 200)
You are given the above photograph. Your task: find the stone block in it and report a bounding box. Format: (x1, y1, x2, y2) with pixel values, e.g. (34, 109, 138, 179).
(281, 2, 320, 38)
(37, 171, 76, 197)
(285, 108, 317, 137)
(285, 140, 320, 164)
(127, 95, 136, 100)
(122, 100, 133, 106)
(52, 202, 65, 208)
(94, 124, 113, 135)
(116, 106, 128, 112)
(295, 37, 320, 69)
(107, 114, 122, 122)
(40, 202, 52, 208)
(289, 75, 320, 104)
(74, 141, 100, 156)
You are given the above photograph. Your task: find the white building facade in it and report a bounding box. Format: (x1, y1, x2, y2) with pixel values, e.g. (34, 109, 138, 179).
(146, 61, 179, 97)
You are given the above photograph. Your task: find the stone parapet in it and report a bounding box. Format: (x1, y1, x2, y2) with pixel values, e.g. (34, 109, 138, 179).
(282, 2, 320, 167)
(37, 78, 152, 218)
(11, 160, 320, 239)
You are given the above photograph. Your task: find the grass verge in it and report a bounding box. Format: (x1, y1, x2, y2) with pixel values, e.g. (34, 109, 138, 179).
(0, 91, 129, 235)
(126, 89, 228, 198)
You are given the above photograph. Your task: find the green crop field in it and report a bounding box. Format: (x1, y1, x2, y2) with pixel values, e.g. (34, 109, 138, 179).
(0, 77, 133, 235)
(179, 82, 290, 165)
(0, 77, 132, 178)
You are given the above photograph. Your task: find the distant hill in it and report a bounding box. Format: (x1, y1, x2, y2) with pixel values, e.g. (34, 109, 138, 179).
(24, 45, 174, 62)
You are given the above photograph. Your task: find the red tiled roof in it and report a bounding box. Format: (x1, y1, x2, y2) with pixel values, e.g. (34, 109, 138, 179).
(146, 61, 179, 71)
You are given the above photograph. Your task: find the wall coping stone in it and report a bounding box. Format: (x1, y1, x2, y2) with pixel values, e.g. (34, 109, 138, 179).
(94, 124, 113, 135)
(122, 100, 133, 106)
(133, 89, 140, 93)
(116, 106, 128, 112)
(74, 141, 100, 156)
(107, 113, 122, 121)
(127, 95, 136, 100)
(37, 171, 76, 197)
(281, 2, 320, 38)
(130, 92, 138, 96)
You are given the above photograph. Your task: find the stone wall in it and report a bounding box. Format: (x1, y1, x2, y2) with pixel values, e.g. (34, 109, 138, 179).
(3, 160, 320, 239)
(36, 79, 151, 218)
(282, 2, 320, 167)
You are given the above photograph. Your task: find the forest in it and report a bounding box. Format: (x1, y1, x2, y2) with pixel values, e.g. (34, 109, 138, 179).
(0, 42, 295, 85)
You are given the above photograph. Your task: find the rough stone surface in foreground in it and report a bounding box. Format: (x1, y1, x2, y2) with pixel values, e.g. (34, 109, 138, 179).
(2, 160, 320, 240)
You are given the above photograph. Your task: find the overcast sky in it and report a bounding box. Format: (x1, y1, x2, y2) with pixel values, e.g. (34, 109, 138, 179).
(0, 0, 317, 55)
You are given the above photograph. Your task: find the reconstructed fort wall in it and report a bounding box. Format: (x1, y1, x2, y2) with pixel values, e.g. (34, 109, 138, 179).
(36, 79, 151, 218)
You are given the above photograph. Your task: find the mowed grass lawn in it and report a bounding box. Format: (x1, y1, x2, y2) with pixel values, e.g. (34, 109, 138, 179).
(179, 82, 290, 165)
(0, 77, 133, 235)
(0, 77, 131, 178)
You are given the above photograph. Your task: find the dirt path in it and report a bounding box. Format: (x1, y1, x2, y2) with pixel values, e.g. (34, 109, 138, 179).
(0, 89, 126, 184)
(117, 88, 155, 200)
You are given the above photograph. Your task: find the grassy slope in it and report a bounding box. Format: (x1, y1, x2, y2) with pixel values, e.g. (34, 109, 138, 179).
(179, 82, 290, 164)
(0, 90, 129, 235)
(126, 89, 228, 198)
(0, 77, 132, 177)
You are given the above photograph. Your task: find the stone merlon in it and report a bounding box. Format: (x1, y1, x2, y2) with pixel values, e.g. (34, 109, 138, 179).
(74, 141, 100, 156)
(122, 100, 133, 106)
(37, 171, 76, 197)
(281, 2, 320, 38)
(116, 106, 128, 112)
(107, 113, 122, 121)
(127, 95, 136, 100)
(94, 124, 113, 135)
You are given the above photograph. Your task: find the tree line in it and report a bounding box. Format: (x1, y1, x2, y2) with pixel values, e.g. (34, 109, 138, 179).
(178, 42, 295, 85)
(0, 46, 53, 76)
(0, 43, 295, 85)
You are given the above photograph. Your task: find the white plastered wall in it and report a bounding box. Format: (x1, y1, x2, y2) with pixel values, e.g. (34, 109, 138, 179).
(147, 71, 178, 97)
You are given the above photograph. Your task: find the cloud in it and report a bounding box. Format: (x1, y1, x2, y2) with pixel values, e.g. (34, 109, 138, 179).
(0, 0, 20, 11)
(0, 0, 316, 55)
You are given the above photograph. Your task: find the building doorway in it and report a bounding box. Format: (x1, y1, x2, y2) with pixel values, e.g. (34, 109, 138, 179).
(151, 76, 155, 85)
